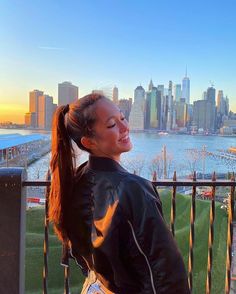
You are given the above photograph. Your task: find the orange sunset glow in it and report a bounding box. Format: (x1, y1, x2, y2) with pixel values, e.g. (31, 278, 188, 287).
(0, 104, 28, 124)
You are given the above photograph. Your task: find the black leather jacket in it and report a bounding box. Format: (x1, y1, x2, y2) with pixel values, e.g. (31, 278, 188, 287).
(66, 156, 190, 294)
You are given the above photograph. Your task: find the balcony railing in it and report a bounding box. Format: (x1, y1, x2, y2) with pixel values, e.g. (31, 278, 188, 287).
(0, 167, 235, 294)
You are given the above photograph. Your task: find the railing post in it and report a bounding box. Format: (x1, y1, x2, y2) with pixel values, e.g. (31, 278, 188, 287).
(170, 171, 177, 237)
(0, 168, 26, 294)
(188, 171, 196, 292)
(226, 173, 235, 293)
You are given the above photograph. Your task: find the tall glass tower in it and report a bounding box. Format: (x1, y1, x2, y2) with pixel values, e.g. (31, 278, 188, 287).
(182, 69, 190, 104)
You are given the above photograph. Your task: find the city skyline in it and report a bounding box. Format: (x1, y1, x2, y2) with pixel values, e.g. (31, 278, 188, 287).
(1, 0, 236, 123)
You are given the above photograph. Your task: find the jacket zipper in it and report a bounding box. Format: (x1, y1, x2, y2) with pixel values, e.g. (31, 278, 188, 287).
(127, 220, 157, 294)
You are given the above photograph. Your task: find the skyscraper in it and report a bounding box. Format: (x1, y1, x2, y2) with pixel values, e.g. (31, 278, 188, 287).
(206, 87, 216, 105)
(166, 81, 173, 131)
(146, 87, 159, 129)
(193, 100, 215, 132)
(38, 95, 54, 129)
(217, 90, 224, 113)
(157, 85, 165, 130)
(182, 70, 190, 104)
(29, 90, 44, 127)
(112, 86, 119, 104)
(58, 82, 79, 106)
(24, 112, 36, 128)
(129, 86, 145, 130)
(148, 79, 154, 91)
(118, 99, 132, 121)
(175, 99, 188, 128)
(173, 84, 181, 102)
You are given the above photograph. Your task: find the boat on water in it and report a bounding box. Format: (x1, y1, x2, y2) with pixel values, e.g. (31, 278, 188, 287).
(158, 131, 169, 135)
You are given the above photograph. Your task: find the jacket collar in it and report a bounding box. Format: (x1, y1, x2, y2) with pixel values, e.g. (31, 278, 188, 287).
(87, 155, 127, 173)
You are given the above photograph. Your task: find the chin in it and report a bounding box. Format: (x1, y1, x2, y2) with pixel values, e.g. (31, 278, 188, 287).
(122, 142, 133, 153)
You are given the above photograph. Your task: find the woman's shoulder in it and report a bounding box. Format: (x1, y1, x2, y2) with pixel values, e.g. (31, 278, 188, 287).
(120, 172, 153, 189)
(118, 172, 158, 202)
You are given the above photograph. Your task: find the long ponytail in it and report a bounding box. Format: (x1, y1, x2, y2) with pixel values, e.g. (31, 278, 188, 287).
(49, 104, 75, 242)
(49, 94, 105, 243)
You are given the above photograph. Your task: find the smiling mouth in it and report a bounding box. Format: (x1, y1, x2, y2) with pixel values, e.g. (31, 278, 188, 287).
(119, 135, 130, 142)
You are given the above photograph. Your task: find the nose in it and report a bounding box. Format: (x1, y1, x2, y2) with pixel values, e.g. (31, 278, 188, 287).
(119, 119, 128, 133)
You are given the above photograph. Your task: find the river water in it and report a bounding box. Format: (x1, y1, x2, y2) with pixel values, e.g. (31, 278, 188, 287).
(1, 129, 236, 180)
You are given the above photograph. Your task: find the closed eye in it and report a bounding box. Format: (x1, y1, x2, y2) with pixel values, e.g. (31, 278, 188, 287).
(107, 123, 116, 128)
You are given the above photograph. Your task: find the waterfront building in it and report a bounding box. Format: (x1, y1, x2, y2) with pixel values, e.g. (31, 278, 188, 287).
(166, 81, 173, 131)
(175, 99, 188, 128)
(162, 95, 168, 130)
(216, 90, 225, 129)
(225, 96, 229, 115)
(129, 86, 145, 130)
(38, 95, 54, 130)
(24, 112, 37, 128)
(157, 85, 165, 130)
(193, 100, 216, 132)
(186, 104, 193, 129)
(220, 120, 236, 135)
(206, 86, 216, 130)
(182, 72, 190, 104)
(112, 86, 119, 104)
(217, 91, 229, 116)
(58, 81, 78, 106)
(173, 84, 182, 102)
(29, 90, 44, 127)
(118, 98, 132, 121)
(217, 90, 224, 113)
(145, 87, 159, 129)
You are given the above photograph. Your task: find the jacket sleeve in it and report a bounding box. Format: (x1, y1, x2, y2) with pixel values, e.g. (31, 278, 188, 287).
(119, 178, 190, 294)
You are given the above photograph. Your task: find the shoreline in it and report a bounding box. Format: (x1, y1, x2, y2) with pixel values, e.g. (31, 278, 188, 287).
(1, 127, 236, 137)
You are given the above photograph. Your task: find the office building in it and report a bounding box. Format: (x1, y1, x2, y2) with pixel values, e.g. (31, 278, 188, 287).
(193, 100, 216, 132)
(58, 81, 78, 106)
(24, 112, 37, 128)
(129, 86, 145, 130)
(175, 99, 188, 128)
(166, 81, 173, 130)
(146, 87, 159, 129)
(173, 84, 182, 102)
(182, 72, 190, 104)
(112, 86, 119, 104)
(29, 90, 44, 127)
(38, 95, 54, 129)
(118, 98, 132, 121)
(206, 87, 216, 105)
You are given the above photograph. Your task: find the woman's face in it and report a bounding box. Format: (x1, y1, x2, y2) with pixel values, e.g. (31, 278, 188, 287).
(86, 98, 132, 161)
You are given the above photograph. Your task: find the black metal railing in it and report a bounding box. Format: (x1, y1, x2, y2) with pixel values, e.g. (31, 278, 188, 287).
(0, 168, 235, 294)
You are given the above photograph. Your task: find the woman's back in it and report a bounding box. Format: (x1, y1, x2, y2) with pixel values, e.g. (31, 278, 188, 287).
(67, 156, 189, 294)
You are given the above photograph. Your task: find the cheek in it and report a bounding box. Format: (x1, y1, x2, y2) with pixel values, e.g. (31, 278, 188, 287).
(96, 129, 118, 144)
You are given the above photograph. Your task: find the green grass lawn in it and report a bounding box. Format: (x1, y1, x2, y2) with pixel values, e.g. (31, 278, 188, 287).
(25, 191, 227, 294)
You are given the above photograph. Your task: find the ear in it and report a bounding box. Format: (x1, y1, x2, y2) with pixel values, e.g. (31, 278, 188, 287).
(81, 136, 97, 151)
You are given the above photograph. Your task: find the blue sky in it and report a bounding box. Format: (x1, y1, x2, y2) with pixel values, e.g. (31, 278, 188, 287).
(0, 0, 236, 122)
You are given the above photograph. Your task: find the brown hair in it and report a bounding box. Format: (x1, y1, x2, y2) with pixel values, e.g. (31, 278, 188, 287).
(49, 93, 105, 242)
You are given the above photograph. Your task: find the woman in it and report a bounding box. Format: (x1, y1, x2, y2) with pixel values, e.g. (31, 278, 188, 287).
(49, 93, 190, 294)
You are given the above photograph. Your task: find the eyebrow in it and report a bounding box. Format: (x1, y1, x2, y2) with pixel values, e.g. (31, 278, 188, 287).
(105, 110, 123, 124)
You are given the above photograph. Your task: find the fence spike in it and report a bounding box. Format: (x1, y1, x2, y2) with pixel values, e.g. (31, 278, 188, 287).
(212, 171, 216, 181)
(231, 172, 235, 181)
(173, 171, 177, 181)
(152, 171, 157, 181)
